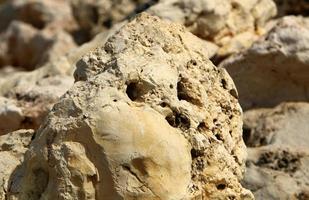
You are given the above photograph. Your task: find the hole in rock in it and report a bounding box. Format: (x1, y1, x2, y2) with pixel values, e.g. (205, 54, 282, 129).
(221, 79, 227, 89)
(197, 122, 207, 131)
(126, 82, 141, 101)
(160, 102, 167, 108)
(229, 89, 238, 99)
(126, 80, 154, 101)
(215, 133, 223, 142)
(216, 183, 226, 190)
(165, 112, 190, 129)
(191, 148, 203, 159)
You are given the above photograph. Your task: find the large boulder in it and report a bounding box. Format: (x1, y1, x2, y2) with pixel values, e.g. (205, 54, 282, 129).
(220, 16, 309, 110)
(6, 14, 252, 199)
(242, 102, 309, 199)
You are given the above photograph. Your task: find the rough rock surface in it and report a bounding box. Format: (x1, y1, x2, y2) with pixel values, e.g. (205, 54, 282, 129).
(0, 129, 34, 200)
(0, 21, 76, 70)
(148, 0, 277, 58)
(242, 102, 309, 200)
(220, 16, 309, 110)
(5, 14, 252, 199)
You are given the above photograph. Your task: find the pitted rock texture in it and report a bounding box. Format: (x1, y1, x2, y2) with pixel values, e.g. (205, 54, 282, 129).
(6, 14, 253, 199)
(0, 129, 34, 199)
(148, 0, 277, 58)
(242, 103, 309, 200)
(220, 16, 309, 110)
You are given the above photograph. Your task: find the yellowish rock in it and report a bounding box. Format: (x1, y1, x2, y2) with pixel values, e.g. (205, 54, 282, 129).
(6, 14, 252, 199)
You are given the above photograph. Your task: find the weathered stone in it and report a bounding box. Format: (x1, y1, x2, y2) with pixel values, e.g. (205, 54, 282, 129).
(6, 14, 252, 199)
(0, 129, 34, 200)
(242, 102, 309, 200)
(148, 0, 277, 58)
(220, 16, 309, 110)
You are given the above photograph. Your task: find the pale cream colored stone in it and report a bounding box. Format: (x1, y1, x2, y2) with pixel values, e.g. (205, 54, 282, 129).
(6, 14, 252, 199)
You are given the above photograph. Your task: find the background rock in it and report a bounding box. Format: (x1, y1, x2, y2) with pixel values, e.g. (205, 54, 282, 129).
(148, 0, 277, 59)
(220, 16, 309, 110)
(242, 102, 309, 200)
(0, 21, 76, 70)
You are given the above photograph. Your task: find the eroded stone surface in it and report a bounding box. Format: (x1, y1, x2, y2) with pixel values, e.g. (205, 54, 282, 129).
(220, 16, 309, 110)
(242, 102, 309, 200)
(6, 14, 252, 199)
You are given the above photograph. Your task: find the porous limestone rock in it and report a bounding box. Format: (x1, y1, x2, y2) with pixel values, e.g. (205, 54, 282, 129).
(0, 129, 34, 200)
(242, 102, 309, 200)
(6, 14, 253, 199)
(0, 21, 76, 70)
(148, 0, 277, 58)
(220, 16, 309, 110)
